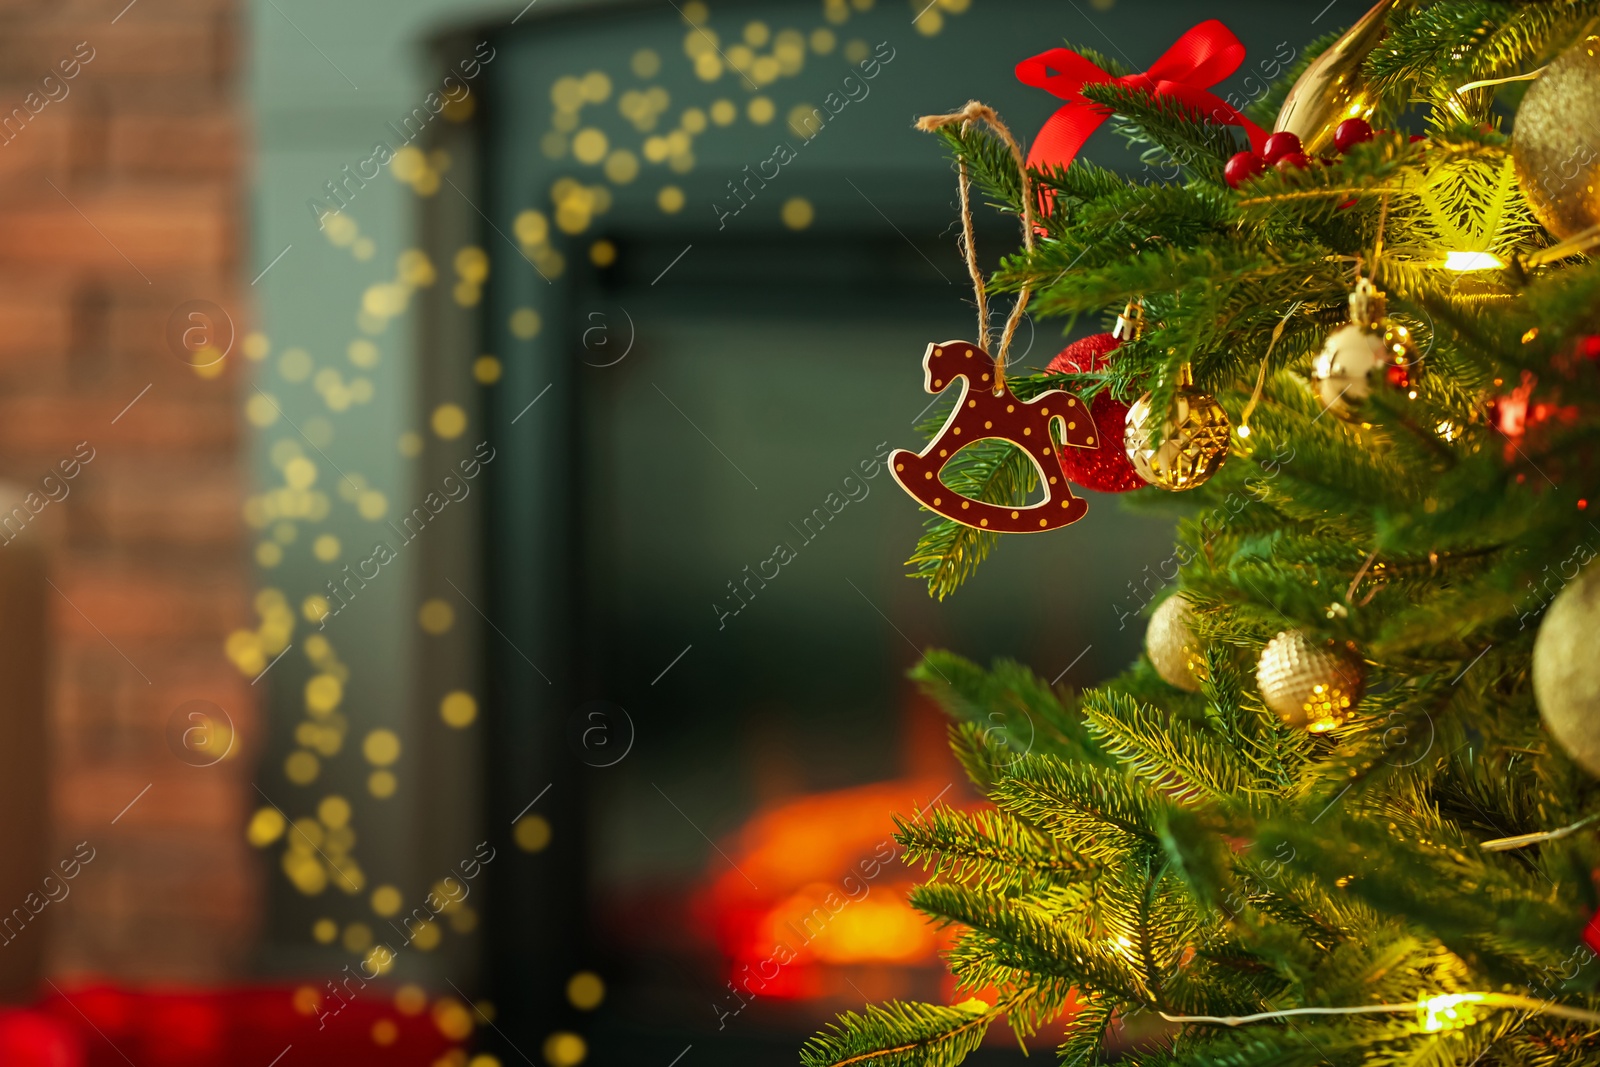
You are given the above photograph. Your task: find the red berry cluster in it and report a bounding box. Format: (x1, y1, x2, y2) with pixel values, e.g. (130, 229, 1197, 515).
(1224, 119, 1376, 188)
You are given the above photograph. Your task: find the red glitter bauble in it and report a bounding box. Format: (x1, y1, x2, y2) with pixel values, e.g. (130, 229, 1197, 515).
(1046, 334, 1145, 493)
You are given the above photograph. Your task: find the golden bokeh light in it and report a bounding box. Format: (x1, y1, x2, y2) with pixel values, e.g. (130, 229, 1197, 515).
(419, 599, 455, 634)
(302, 595, 330, 623)
(604, 149, 639, 185)
(396, 984, 428, 1015)
(567, 971, 605, 1010)
(510, 308, 542, 339)
(411, 917, 441, 949)
(543, 1032, 587, 1067)
(245, 393, 279, 427)
(364, 944, 395, 976)
(247, 807, 286, 847)
(631, 49, 660, 78)
(364, 729, 401, 766)
(312, 534, 340, 562)
(343, 923, 373, 953)
(474, 355, 502, 384)
(306, 674, 343, 715)
(783, 197, 815, 230)
(371, 885, 402, 917)
(572, 128, 609, 165)
(318, 795, 351, 829)
(455, 246, 489, 283)
(440, 690, 478, 728)
(514, 814, 552, 853)
(285, 750, 320, 785)
(433, 997, 475, 1041)
(432, 403, 467, 439)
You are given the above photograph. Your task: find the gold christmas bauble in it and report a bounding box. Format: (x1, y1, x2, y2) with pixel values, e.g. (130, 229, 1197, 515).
(1147, 594, 1206, 692)
(1273, 0, 1395, 155)
(1124, 365, 1231, 492)
(1533, 561, 1600, 775)
(1311, 280, 1422, 417)
(1513, 34, 1600, 241)
(1255, 630, 1364, 732)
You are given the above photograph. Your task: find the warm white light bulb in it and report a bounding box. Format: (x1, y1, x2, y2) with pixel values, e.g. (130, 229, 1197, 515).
(1445, 251, 1506, 271)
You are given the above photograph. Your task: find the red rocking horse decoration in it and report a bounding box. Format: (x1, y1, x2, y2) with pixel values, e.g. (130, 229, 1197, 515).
(890, 340, 1095, 532)
(891, 102, 1106, 535)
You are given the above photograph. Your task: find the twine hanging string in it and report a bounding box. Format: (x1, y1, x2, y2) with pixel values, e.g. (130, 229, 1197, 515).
(916, 102, 1037, 394)
(1239, 299, 1303, 436)
(1372, 192, 1391, 282)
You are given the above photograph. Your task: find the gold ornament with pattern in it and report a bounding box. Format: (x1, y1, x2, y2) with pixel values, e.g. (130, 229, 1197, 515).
(1513, 33, 1600, 242)
(1124, 363, 1231, 492)
(1146, 594, 1207, 693)
(1311, 279, 1423, 417)
(1255, 630, 1365, 732)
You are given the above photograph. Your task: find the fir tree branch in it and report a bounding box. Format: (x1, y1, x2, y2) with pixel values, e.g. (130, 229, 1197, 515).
(802, 995, 1031, 1067)
(904, 441, 1037, 600)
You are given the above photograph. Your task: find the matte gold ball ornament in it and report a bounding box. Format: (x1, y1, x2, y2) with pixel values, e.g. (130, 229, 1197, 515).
(1147, 594, 1207, 693)
(1311, 279, 1423, 417)
(1512, 34, 1600, 242)
(1124, 364, 1231, 491)
(1255, 630, 1365, 732)
(1533, 561, 1600, 776)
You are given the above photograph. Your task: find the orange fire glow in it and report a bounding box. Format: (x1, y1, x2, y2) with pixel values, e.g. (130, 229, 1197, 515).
(693, 777, 956, 1000)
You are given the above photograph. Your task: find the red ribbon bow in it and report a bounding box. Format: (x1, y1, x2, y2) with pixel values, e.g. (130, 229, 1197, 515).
(1016, 20, 1269, 173)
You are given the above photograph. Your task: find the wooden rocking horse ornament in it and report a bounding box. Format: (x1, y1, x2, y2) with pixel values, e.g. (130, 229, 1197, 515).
(890, 340, 1094, 532)
(890, 102, 1101, 535)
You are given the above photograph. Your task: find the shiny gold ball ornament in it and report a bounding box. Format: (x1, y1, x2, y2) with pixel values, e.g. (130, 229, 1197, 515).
(1512, 34, 1600, 242)
(1273, 0, 1396, 156)
(1533, 561, 1600, 775)
(1124, 364, 1231, 492)
(1311, 279, 1422, 417)
(1147, 594, 1206, 693)
(1255, 630, 1364, 732)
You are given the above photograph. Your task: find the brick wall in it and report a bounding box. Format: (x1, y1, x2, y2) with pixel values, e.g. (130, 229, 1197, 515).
(0, 0, 257, 983)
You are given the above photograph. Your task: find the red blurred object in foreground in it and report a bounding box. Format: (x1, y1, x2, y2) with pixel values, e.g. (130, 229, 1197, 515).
(1490, 370, 1581, 465)
(0, 1009, 82, 1067)
(19, 984, 466, 1066)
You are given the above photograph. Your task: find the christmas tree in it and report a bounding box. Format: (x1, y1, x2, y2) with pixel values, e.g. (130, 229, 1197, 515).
(804, 4, 1600, 1066)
